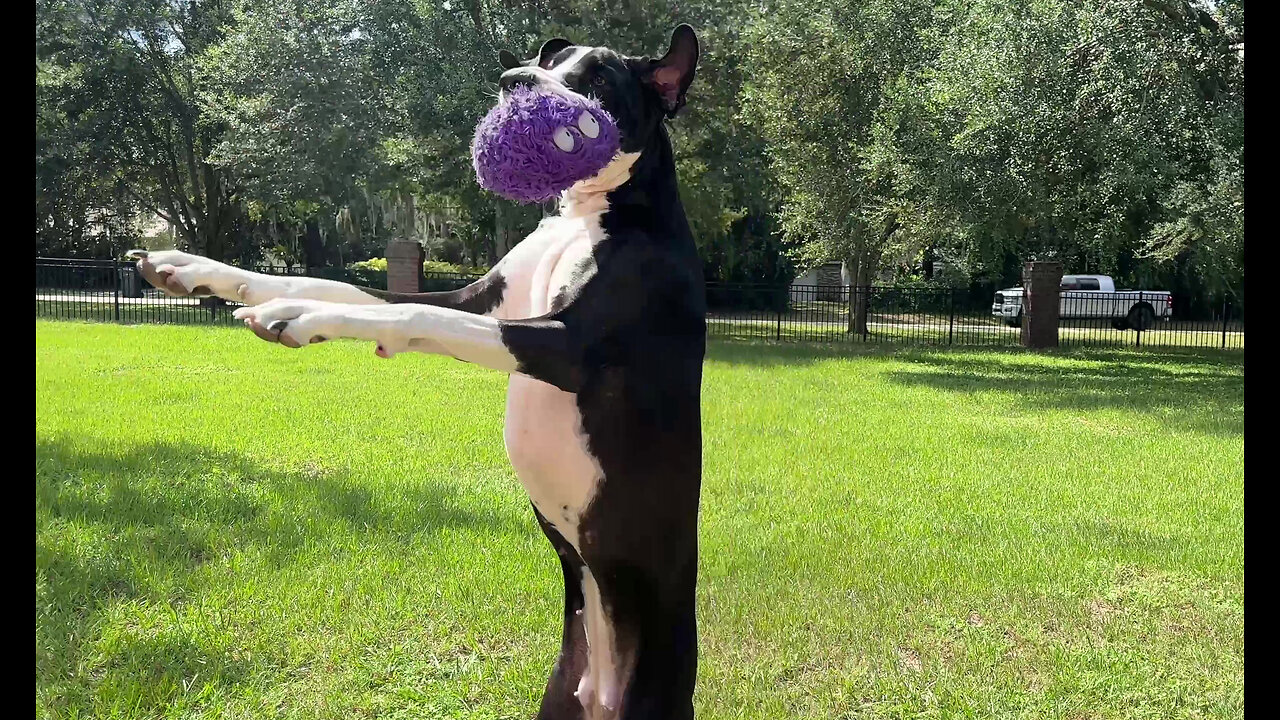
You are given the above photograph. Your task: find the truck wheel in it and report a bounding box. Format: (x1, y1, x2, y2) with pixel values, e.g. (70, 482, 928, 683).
(1005, 311, 1022, 328)
(1127, 304, 1155, 331)
(1111, 318, 1129, 330)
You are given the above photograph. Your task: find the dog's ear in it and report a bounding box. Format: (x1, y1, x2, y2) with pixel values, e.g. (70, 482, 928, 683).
(536, 38, 574, 69)
(498, 38, 572, 71)
(498, 49, 522, 70)
(645, 25, 699, 117)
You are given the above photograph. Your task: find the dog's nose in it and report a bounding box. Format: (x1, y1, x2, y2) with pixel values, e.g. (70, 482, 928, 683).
(499, 69, 539, 93)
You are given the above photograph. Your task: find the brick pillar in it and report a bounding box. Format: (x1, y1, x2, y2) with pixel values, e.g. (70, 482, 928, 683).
(386, 239, 423, 293)
(1021, 261, 1063, 349)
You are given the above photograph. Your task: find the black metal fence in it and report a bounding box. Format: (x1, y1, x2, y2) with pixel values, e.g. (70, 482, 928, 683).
(36, 257, 244, 326)
(706, 283, 1021, 346)
(1051, 291, 1243, 351)
(36, 258, 1243, 351)
(34, 258, 480, 326)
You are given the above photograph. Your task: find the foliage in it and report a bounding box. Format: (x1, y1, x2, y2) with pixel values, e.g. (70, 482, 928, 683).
(741, 0, 941, 277)
(36, 0, 1244, 304)
(740, 0, 1243, 299)
(920, 0, 1244, 295)
(339, 257, 487, 290)
(36, 0, 254, 261)
(351, 257, 487, 275)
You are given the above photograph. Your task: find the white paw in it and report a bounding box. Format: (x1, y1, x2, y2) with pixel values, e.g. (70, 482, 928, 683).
(233, 299, 348, 349)
(127, 249, 281, 304)
(232, 300, 412, 357)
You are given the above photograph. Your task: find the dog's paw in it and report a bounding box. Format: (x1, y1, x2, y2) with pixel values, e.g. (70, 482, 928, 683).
(233, 299, 350, 349)
(234, 300, 417, 357)
(130, 249, 281, 304)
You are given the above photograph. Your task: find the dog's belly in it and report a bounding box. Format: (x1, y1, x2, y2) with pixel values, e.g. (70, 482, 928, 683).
(502, 212, 604, 550)
(504, 377, 601, 548)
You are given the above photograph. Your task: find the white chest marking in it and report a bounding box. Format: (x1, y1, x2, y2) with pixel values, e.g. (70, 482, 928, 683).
(502, 210, 604, 551)
(500, 157, 643, 717)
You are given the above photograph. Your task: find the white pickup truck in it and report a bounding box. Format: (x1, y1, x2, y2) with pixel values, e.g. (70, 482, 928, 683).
(992, 275, 1173, 329)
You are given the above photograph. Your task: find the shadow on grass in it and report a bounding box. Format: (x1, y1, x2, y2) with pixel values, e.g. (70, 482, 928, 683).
(35, 439, 516, 717)
(36, 440, 508, 559)
(705, 340, 1242, 436)
(705, 339, 911, 367)
(883, 351, 1243, 437)
(707, 337, 1245, 368)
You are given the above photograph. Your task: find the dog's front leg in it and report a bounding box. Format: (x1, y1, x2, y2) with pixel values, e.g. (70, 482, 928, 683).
(233, 299, 582, 388)
(127, 249, 513, 317)
(128, 250, 395, 307)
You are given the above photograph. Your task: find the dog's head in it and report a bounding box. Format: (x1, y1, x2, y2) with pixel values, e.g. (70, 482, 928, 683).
(496, 25, 699, 156)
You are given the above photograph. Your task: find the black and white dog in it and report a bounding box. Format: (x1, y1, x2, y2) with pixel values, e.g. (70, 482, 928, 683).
(130, 25, 705, 720)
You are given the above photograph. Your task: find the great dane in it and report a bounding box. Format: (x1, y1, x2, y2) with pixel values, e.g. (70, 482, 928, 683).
(130, 25, 705, 720)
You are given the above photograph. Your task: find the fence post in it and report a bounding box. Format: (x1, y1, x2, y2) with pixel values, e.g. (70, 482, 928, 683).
(386, 238, 424, 293)
(948, 287, 956, 345)
(775, 295, 782, 341)
(112, 259, 121, 323)
(1221, 298, 1230, 349)
(1135, 291, 1144, 348)
(1021, 261, 1062, 349)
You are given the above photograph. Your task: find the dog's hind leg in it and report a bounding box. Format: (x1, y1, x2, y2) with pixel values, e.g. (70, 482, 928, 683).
(566, 559, 694, 720)
(533, 509, 591, 720)
(613, 576, 697, 720)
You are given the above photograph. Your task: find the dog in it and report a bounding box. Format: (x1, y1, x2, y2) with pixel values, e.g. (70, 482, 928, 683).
(130, 25, 705, 720)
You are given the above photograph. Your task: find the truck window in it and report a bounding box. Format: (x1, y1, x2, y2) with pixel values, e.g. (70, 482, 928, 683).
(1060, 278, 1081, 290)
(1077, 278, 1100, 291)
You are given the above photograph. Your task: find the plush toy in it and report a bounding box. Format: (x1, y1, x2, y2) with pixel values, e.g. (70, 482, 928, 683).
(471, 86, 620, 204)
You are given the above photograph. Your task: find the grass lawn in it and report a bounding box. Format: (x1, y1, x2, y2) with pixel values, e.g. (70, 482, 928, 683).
(36, 320, 1244, 719)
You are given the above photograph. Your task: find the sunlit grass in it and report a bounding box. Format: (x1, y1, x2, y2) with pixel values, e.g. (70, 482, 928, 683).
(37, 321, 1243, 719)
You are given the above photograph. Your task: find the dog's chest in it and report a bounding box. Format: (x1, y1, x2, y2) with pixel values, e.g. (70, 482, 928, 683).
(502, 212, 605, 549)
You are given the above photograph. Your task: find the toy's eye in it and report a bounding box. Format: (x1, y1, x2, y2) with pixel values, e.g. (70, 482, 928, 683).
(592, 74, 606, 87)
(552, 127, 576, 152)
(577, 112, 600, 139)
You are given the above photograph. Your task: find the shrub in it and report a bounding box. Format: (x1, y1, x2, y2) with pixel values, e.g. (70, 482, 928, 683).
(342, 258, 487, 291)
(424, 260, 487, 275)
(345, 258, 387, 289)
(350, 258, 388, 272)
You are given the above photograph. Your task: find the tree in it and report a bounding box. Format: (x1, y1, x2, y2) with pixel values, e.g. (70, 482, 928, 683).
(200, 0, 408, 266)
(741, 0, 1243, 321)
(904, 0, 1244, 295)
(741, 0, 942, 331)
(36, 0, 1241, 309)
(37, 0, 253, 262)
(36, 57, 142, 258)
(1138, 0, 1244, 300)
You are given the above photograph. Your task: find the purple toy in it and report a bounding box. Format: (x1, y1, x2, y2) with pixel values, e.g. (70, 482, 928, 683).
(471, 86, 621, 204)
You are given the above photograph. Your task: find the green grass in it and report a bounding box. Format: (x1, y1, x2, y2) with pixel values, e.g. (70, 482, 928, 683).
(36, 321, 1244, 719)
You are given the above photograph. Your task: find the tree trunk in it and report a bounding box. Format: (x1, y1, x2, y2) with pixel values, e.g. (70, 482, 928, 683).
(846, 247, 881, 335)
(302, 218, 324, 269)
(494, 202, 514, 260)
(855, 258, 871, 335)
(847, 253, 867, 335)
(846, 221, 897, 334)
